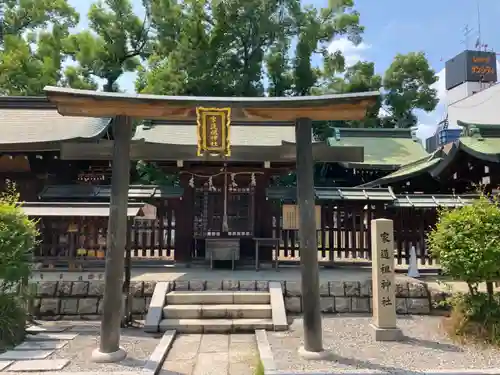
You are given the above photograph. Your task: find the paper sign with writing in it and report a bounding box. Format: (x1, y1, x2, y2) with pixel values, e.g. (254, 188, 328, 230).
(196, 107, 231, 156)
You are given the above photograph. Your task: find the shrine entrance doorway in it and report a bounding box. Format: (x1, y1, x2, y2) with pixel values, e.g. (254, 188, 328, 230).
(192, 173, 255, 260)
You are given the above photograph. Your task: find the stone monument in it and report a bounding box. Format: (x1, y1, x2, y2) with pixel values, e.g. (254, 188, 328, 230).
(370, 218, 402, 341)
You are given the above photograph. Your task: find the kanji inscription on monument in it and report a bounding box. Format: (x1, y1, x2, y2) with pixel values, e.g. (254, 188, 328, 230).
(370, 218, 401, 341)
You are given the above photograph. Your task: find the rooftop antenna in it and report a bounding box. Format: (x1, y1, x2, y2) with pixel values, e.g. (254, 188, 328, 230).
(461, 24, 473, 49)
(475, 0, 483, 50)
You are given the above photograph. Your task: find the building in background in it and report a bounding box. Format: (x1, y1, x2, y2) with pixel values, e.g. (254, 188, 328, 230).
(425, 120, 462, 152)
(424, 49, 498, 152)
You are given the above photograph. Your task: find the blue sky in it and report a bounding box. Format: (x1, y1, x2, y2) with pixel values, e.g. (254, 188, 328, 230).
(68, 0, 500, 138)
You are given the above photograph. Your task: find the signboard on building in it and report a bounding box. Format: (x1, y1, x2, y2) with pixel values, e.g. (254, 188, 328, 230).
(445, 50, 497, 90)
(196, 107, 231, 156)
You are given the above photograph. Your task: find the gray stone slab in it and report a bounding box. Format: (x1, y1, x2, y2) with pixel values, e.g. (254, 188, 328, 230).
(142, 330, 176, 375)
(26, 332, 78, 341)
(0, 349, 54, 360)
(166, 334, 202, 361)
(193, 352, 228, 375)
(144, 281, 170, 333)
(26, 325, 71, 333)
(0, 361, 13, 371)
(269, 281, 288, 331)
(199, 334, 229, 353)
(7, 359, 70, 372)
(15, 340, 68, 351)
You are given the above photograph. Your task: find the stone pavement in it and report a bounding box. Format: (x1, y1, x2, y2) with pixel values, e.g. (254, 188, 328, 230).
(0, 324, 77, 372)
(161, 333, 259, 375)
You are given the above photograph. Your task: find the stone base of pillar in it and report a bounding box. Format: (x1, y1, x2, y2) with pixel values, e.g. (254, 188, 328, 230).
(298, 346, 331, 360)
(370, 323, 403, 341)
(91, 347, 127, 363)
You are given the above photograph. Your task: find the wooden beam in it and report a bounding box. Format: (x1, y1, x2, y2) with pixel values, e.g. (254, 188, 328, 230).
(44, 87, 379, 122)
(55, 102, 369, 121)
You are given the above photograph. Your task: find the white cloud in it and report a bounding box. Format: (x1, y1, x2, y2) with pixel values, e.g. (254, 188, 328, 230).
(328, 37, 371, 67)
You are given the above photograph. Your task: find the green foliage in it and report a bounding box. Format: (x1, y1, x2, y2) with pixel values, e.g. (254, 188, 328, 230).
(0, 183, 38, 352)
(313, 61, 383, 137)
(134, 160, 179, 186)
(254, 360, 265, 375)
(382, 51, 439, 128)
(0, 294, 27, 351)
(427, 196, 500, 295)
(65, 0, 152, 92)
(0, 183, 38, 293)
(445, 292, 500, 346)
(0, 0, 79, 95)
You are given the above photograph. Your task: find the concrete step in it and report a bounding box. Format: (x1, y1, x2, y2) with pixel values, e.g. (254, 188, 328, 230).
(163, 304, 272, 319)
(159, 318, 273, 333)
(165, 291, 270, 305)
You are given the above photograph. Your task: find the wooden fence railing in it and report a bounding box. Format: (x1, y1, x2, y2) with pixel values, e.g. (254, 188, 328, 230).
(33, 200, 441, 269)
(270, 202, 440, 268)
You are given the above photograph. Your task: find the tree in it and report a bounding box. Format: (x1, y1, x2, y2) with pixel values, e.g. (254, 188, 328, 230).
(313, 61, 382, 139)
(134, 0, 364, 183)
(65, 0, 152, 92)
(0, 0, 79, 95)
(382, 52, 439, 128)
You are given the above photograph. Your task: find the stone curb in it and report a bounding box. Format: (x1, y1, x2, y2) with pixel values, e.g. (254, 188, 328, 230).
(255, 329, 276, 372)
(265, 370, 500, 375)
(142, 330, 176, 375)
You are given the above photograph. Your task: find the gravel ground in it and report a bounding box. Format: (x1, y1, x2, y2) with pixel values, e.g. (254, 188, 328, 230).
(267, 315, 500, 373)
(54, 322, 159, 372)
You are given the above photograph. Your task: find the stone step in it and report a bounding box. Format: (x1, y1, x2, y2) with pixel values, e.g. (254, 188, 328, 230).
(159, 318, 273, 333)
(165, 291, 270, 305)
(163, 304, 272, 319)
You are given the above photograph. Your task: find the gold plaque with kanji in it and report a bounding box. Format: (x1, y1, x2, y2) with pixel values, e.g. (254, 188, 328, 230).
(196, 107, 231, 156)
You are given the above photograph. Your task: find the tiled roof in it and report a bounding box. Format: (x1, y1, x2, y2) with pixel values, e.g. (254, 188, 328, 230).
(133, 122, 297, 146)
(0, 97, 110, 145)
(358, 152, 444, 188)
(327, 128, 429, 168)
(265, 186, 477, 208)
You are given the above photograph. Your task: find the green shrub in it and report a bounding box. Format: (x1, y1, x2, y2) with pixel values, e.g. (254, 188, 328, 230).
(0, 294, 27, 351)
(0, 183, 38, 293)
(444, 292, 500, 346)
(427, 195, 500, 345)
(0, 182, 38, 351)
(427, 195, 500, 296)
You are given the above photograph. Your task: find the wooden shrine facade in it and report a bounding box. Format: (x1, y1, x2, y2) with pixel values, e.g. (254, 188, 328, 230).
(33, 184, 477, 269)
(38, 86, 380, 273)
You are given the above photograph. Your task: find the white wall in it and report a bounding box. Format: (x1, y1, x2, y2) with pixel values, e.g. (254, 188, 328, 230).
(448, 82, 500, 125)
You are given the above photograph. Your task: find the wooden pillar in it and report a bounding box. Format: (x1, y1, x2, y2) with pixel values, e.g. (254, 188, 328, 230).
(295, 117, 325, 356)
(91, 115, 132, 363)
(255, 173, 273, 261)
(177, 174, 194, 263)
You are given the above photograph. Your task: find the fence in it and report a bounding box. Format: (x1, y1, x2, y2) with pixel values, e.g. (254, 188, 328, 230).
(33, 200, 176, 268)
(269, 201, 440, 268)
(32, 193, 467, 269)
